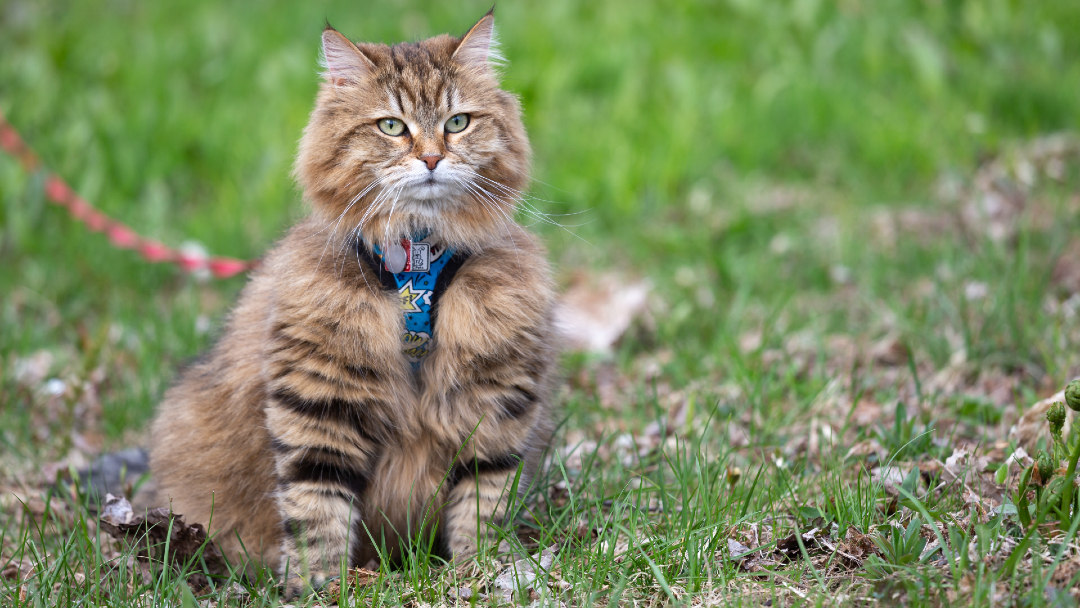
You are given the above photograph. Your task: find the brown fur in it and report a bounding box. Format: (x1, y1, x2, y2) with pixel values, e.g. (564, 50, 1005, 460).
(149, 12, 556, 597)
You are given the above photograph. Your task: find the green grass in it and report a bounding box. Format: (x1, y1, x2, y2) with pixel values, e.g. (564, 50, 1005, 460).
(3, 0, 1080, 605)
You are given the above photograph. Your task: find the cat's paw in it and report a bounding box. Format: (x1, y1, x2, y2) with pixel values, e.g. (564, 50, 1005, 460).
(282, 574, 306, 601)
(281, 571, 335, 600)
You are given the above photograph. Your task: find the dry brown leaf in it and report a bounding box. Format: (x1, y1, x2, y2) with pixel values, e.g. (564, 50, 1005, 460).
(871, 466, 911, 496)
(849, 400, 887, 429)
(868, 333, 909, 367)
(318, 567, 378, 598)
(12, 350, 56, 388)
(775, 528, 826, 561)
(492, 546, 556, 600)
(1, 559, 35, 582)
(99, 494, 229, 590)
(839, 527, 878, 561)
(845, 439, 887, 462)
(726, 538, 758, 571)
(958, 134, 1079, 244)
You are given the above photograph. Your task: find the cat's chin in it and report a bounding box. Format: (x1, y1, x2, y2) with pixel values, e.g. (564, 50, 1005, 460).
(405, 180, 456, 203)
(401, 182, 460, 208)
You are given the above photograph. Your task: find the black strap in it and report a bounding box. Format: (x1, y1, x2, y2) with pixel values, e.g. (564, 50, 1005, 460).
(429, 250, 470, 327)
(354, 240, 397, 292)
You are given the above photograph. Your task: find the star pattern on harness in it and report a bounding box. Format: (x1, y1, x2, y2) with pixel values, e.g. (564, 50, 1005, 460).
(398, 280, 431, 313)
(363, 236, 464, 369)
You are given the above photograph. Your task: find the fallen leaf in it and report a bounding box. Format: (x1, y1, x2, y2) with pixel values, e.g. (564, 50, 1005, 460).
(493, 546, 556, 597)
(318, 567, 378, 598)
(838, 527, 878, 563)
(98, 494, 229, 590)
(871, 466, 910, 496)
(775, 528, 826, 561)
(1, 559, 34, 582)
(868, 333, 909, 367)
(845, 439, 887, 462)
(727, 538, 761, 572)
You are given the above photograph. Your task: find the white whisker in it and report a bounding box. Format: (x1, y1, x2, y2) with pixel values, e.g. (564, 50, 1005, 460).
(317, 175, 391, 273)
(457, 168, 592, 247)
(453, 176, 519, 250)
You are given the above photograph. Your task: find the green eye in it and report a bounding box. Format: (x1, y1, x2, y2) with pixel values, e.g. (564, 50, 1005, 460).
(377, 118, 407, 136)
(445, 113, 470, 133)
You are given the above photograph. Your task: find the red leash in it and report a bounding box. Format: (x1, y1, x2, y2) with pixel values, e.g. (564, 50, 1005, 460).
(0, 109, 256, 279)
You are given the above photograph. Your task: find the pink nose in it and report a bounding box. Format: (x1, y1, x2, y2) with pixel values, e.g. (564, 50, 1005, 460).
(419, 154, 443, 171)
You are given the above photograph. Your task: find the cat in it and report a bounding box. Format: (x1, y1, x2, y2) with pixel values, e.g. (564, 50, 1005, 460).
(148, 10, 557, 598)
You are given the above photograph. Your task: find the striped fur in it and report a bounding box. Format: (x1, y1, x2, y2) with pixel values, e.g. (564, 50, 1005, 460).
(149, 12, 556, 599)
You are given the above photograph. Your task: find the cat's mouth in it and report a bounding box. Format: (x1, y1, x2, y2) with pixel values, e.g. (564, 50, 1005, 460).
(405, 175, 455, 202)
(392, 163, 471, 202)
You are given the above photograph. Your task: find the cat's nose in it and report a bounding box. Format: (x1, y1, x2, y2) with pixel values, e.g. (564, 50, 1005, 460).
(419, 154, 444, 171)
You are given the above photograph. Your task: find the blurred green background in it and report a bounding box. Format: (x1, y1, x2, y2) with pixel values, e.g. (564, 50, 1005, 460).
(1, 0, 1079, 444)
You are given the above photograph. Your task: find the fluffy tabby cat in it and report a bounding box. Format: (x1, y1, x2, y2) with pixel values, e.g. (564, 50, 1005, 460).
(149, 11, 556, 597)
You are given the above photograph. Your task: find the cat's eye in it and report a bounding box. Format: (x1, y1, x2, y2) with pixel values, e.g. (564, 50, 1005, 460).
(377, 118, 407, 136)
(444, 114, 470, 134)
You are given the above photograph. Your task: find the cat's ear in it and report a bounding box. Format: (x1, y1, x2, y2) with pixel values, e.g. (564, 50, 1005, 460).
(321, 25, 376, 86)
(452, 9, 505, 72)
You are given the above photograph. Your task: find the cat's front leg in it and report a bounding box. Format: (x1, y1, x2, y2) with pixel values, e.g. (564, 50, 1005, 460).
(427, 341, 552, 557)
(443, 453, 528, 557)
(266, 386, 376, 598)
(425, 249, 556, 558)
(261, 287, 414, 597)
(436, 355, 552, 557)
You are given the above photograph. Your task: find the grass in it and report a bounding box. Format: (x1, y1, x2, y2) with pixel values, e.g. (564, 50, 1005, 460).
(2, 0, 1080, 605)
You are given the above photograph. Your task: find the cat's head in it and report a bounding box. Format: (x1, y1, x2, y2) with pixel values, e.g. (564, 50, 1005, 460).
(295, 11, 531, 251)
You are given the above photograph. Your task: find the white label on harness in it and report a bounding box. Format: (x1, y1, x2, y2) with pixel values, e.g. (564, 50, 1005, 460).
(409, 241, 430, 272)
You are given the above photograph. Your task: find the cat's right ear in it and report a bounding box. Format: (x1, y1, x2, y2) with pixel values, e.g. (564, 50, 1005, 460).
(321, 26, 375, 86)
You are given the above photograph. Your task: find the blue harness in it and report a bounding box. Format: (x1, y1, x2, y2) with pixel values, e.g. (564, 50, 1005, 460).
(357, 235, 469, 368)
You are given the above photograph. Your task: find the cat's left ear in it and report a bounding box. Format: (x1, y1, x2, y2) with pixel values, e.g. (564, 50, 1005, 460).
(452, 9, 505, 72)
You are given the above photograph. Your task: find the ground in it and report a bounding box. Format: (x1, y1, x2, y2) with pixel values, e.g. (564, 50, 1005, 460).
(2, 1, 1080, 606)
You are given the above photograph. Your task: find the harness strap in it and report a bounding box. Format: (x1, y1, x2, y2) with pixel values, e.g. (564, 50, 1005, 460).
(355, 237, 470, 367)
